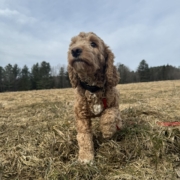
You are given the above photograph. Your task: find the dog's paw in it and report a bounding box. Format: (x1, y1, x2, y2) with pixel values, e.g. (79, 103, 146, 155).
(78, 153, 94, 165)
(78, 158, 94, 165)
(102, 132, 114, 139)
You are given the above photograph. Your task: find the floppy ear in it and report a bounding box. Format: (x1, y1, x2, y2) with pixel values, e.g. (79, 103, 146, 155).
(105, 46, 120, 87)
(68, 65, 79, 88)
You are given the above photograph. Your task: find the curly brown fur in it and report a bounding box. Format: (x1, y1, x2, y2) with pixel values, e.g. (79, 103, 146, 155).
(67, 32, 122, 163)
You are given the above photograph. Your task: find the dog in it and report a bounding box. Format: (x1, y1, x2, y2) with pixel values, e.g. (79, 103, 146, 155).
(67, 32, 122, 163)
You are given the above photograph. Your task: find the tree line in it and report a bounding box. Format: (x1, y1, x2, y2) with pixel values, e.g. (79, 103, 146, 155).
(0, 60, 180, 92)
(0, 61, 70, 92)
(118, 60, 180, 84)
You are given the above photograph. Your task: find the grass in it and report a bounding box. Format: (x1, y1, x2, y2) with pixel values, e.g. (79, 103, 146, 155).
(0, 80, 180, 180)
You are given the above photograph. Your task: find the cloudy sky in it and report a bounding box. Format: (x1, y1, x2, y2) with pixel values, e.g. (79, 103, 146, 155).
(0, 0, 180, 71)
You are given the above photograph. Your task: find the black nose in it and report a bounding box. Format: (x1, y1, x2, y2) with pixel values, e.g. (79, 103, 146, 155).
(71, 48, 82, 58)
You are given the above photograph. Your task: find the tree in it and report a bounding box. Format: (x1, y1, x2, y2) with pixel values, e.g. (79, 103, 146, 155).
(117, 63, 139, 84)
(4, 64, 14, 91)
(31, 61, 52, 89)
(117, 63, 132, 83)
(137, 60, 149, 82)
(0, 66, 4, 92)
(38, 61, 52, 89)
(19, 65, 31, 90)
(12, 64, 21, 91)
(31, 63, 40, 89)
(64, 71, 71, 87)
(59, 66, 65, 88)
(40, 61, 51, 78)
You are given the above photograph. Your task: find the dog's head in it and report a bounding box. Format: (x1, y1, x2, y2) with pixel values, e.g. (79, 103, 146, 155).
(67, 32, 119, 88)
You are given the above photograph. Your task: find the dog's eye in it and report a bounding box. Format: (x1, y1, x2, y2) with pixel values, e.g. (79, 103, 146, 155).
(90, 42, 97, 48)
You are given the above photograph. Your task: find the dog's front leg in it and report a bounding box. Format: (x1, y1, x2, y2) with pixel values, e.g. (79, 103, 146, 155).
(100, 107, 122, 139)
(76, 117, 94, 163)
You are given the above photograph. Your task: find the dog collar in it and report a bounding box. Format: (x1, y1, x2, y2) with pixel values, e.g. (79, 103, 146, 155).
(80, 81, 103, 93)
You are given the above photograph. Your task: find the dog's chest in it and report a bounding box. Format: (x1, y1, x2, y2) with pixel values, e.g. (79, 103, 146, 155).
(85, 91, 104, 115)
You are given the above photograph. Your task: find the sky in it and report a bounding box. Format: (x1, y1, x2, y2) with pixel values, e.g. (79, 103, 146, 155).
(0, 0, 180, 71)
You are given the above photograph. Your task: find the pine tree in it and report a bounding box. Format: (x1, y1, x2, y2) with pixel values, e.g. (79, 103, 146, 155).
(39, 61, 52, 89)
(31, 63, 40, 89)
(12, 64, 21, 91)
(0, 66, 4, 92)
(59, 67, 65, 88)
(19, 65, 31, 90)
(117, 64, 131, 83)
(4, 64, 14, 91)
(137, 60, 149, 82)
(64, 71, 71, 87)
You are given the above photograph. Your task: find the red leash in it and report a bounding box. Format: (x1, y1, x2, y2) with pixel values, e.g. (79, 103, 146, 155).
(157, 122, 180, 127)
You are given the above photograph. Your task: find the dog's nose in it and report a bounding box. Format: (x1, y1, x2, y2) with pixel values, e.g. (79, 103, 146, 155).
(71, 48, 82, 58)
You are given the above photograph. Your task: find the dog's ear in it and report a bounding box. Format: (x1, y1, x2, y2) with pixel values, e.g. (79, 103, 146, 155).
(68, 65, 79, 88)
(104, 46, 120, 87)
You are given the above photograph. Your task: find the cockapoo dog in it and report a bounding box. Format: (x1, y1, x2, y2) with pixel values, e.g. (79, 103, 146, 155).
(67, 32, 122, 163)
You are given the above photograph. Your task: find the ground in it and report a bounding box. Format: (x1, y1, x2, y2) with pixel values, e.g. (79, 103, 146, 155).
(0, 80, 180, 180)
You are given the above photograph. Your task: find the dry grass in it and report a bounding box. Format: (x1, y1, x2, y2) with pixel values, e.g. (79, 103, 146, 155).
(0, 80, 180, 180)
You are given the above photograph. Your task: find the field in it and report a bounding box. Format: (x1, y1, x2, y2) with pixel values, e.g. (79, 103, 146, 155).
(0, 80, 180, 180)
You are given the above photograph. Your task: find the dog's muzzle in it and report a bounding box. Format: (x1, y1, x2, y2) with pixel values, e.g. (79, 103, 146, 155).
(71, 48, 82, 58)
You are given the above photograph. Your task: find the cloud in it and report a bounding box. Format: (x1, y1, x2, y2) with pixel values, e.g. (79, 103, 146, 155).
(0, 0, 180, 71)
(0, 8, 36, 24)
(0, 8, 19, 16)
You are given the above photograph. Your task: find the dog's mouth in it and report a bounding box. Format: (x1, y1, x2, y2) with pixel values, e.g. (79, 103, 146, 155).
(72, 58, 90, 66)
(71, 58, 93, 72)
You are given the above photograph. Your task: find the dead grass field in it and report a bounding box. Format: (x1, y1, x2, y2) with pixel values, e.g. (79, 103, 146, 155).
(0, 80, 180, 180)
